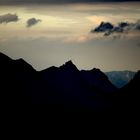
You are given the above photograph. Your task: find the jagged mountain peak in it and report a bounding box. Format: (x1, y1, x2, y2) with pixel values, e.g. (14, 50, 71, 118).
(14, 58, 36, 72)
(64, 60, 75, 67)
(60, 60, 78, 71)
(65, 60, 73, 65)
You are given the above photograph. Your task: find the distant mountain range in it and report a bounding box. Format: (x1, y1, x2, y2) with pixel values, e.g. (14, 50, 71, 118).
(105, 71, 136, 88)
(0, 52, 139, 112)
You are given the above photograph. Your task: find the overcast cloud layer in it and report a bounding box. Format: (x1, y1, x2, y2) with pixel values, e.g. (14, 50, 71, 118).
(0, 0, 140, 5)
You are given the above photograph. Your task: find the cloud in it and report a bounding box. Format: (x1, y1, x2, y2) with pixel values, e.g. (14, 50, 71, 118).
(91, 20, 140, 36)
(26, 18, 41, 28)
(91, 22, 114, 33)
(0, 13, 19, 24)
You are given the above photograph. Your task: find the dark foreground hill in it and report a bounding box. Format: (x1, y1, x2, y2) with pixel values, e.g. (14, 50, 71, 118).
(0, 52, 139, 112)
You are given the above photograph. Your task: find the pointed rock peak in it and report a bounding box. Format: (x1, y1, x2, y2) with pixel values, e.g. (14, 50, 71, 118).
(15, 58, 30, 66)
(65, 60, 74, 66)
(91, 68, 108, 79)
(14, 58, 36, 72)
(60, 60, 78, 71)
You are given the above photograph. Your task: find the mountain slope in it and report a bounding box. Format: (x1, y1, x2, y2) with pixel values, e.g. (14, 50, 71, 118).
(81, 68, 117, 94)
(0, 52, 37, 108)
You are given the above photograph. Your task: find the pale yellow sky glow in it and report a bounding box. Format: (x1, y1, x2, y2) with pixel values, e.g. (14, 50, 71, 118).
(0, 2, 140, 71)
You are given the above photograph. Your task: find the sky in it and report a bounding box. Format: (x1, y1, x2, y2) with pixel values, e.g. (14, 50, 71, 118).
(0, 0, 140, 4)
(0, 1, 140, 71)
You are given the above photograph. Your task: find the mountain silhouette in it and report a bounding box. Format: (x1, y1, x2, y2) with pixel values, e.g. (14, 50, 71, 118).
(0, 53, 37, 109)
(38, 60, 118, 109)
(81, 68, 117, 93)
(0, 52, 139, 112)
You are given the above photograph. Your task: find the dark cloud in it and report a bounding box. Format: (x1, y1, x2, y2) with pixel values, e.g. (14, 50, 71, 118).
(91, 20, 140, 36)
(118, 22, 130, 28)
(91, 22, 114, 33)
(26, 18, 41, 28)
(0, 13, 19, 24)
(0, 0, 140, 5)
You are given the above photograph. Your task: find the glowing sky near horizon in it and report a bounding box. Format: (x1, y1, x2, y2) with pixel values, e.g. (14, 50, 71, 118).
(0, 2, 140, 71)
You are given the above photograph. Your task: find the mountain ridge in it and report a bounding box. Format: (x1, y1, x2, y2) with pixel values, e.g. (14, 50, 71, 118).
(0, 52, 139, 111)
